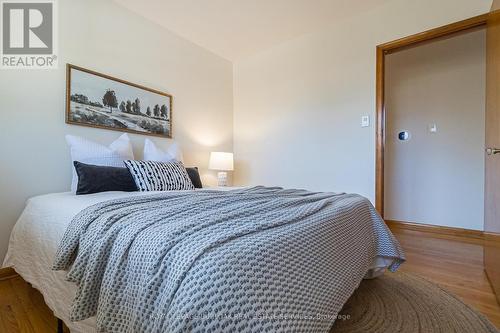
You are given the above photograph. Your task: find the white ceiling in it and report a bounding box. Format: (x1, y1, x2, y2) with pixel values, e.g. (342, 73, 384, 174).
(113, 0, 392, 61)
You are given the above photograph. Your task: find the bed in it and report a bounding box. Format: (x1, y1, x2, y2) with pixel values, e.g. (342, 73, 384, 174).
(3, 186, 404, 333)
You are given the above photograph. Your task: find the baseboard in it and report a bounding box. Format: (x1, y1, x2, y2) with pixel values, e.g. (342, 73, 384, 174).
(484, 232, 500, 242)
(385, 220, 485, 240)
(0, 267, 18, 281)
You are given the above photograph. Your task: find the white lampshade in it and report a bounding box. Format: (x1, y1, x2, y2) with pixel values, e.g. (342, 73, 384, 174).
(209, 152, 234, 171)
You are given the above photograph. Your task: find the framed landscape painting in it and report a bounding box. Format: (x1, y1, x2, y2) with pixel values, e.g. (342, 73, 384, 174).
(66, 64, 172, 138)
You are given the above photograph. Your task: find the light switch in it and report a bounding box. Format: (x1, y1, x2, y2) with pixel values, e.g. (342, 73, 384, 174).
(361, 116, 370, 127)
(429, 123, 437, 133)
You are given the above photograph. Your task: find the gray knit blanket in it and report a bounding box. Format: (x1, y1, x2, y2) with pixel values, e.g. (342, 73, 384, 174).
(53, 186, 405, 333)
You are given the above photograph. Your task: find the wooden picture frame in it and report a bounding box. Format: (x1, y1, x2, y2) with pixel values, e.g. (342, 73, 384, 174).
(66, 64, 173, 138)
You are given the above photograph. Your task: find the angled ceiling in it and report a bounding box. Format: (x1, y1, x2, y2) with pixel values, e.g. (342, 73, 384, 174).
(113, 0, 392, 61)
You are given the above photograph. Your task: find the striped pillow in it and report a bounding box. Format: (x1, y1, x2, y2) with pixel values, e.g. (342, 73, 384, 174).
(124, 160, 195, 191)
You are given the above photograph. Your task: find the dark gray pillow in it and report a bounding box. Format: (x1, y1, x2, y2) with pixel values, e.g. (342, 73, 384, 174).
(186, 167, 203, 188)
(74, 161, 137, 195)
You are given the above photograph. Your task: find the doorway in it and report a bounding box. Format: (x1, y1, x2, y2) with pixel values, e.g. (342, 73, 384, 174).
(375, 15, 488, 220)
(375, 10, 500, 305)
(384, 28, 485, 230)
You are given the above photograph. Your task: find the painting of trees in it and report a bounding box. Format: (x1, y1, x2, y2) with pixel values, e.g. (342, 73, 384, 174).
(160, 105, 168, 119)
(135, 98, 141, 114)
(68, 65, 172, 138)
(102, 89, 118, 113)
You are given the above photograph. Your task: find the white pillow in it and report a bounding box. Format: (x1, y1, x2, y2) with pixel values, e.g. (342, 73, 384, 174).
(66, 133, 135, 192)
(143, 138, 183, 162)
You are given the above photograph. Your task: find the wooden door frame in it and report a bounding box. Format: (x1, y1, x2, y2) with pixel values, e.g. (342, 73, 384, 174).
(375, 14, 488, 216)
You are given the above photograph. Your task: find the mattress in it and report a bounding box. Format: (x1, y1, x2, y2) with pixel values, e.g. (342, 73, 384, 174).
(3, 188, 402, 333)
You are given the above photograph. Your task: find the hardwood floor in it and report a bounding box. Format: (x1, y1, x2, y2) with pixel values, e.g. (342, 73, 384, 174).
(0, 227, 498, 332)
(0, 275, 68, 333)
(391, 226, 500, 328)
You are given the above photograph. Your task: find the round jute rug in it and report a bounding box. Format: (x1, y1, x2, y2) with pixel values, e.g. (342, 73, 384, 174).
(331, 272, 499, 333)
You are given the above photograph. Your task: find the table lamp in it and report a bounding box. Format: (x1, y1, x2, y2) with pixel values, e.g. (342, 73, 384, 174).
(209, 152, 234, 187)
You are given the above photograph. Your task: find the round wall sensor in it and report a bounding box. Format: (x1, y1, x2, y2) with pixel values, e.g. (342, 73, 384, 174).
(398, 131, 411, 141)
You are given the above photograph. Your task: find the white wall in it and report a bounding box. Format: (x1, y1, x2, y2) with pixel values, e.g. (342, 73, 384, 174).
(233, 0, 491, 199)
(385, 30, 485, 230)
(0, 0, 233, 262)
